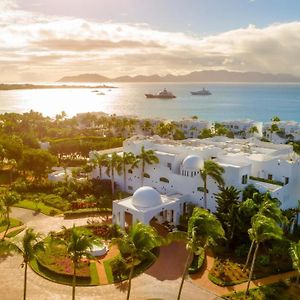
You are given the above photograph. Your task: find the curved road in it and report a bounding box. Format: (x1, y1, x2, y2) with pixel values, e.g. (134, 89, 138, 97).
(0, 207, 221, 300)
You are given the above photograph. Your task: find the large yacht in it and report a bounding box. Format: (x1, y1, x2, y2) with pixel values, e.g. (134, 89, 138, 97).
(190, 88, 212, 96)
(145, 88, 176, 99)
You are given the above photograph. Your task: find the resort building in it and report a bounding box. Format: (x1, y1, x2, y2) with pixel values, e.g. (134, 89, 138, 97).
(91, 135, 300, 226)
(112, 186, 186, 228)
(263, 120, 300, 144)
(220, 119, 263, 138)
(172, 118, 213, 138)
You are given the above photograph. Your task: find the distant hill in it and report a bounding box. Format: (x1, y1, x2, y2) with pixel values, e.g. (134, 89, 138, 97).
(57, 70, 300, 83)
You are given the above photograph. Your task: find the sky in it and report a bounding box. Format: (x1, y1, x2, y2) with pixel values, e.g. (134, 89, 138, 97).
(1, 0, 300, 82)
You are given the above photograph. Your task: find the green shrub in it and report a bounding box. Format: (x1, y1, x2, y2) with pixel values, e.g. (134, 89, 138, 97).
(188, 248, 205, 274)
(257, 255, 270, 267)
(234, 244, 249, 258)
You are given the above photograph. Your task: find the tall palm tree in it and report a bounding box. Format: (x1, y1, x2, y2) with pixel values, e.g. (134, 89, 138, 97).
(243, 194, 284, 271)
(200, 160, 224, 210)
(120, 152, 138, 190)
(289, 241, 300, 283)
(105, 152, 122, 196)
(53, 225, 99, 300)
(245, 214, 283, 295)
(136, 146, 159, 186)
(168, 207, 225, 300)
(91, 152, 108, 179)
(113, 222, 162, 300)
(1, 191, 21, 240)
(0, 228, 45, 300)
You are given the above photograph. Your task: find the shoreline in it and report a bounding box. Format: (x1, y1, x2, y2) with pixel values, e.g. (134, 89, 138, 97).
(0, 83, 117, 91)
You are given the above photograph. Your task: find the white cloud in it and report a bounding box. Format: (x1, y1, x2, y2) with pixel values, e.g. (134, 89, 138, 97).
(0, 4, 300, 82)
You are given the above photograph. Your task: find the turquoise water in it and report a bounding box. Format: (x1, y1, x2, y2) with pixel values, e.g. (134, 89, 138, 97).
(0, 83, 300, 121)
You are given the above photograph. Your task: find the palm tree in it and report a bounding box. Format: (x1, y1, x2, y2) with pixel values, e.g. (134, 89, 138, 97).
(53, 225, 99, 300)
(200, 160, 224, 210)
(136, 146, 159, 186)
(168, 207, 225, 300)
(1, 191, 21, 240)
(248, 126, 259, 135)
(289, 241, 300, 283)
(0, 228, 45, 300)
(105, 152, 122, 196)
(120, 152, 138, 190)
(245, 214, 283, 294)
(91, 152, 108, 179)
(215, 186, 240, 241)
(113, 222, 162, 300)
(243, 194, 284, 272)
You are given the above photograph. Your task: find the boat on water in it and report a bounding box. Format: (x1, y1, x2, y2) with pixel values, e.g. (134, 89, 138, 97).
(145, 88, 176, 99)
(191, 88, 212, 96)
(91, 90, 99, 92)
(96, 92, 105, 95)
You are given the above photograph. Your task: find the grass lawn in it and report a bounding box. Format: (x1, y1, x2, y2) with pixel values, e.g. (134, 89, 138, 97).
(6, 227, 25, 238)
(89, 262, 100, 285)
(15, 199, 62, 216)
(223, 278, 300, 300)
(103, 258, 115, 284)
(0, 217, 23, 233)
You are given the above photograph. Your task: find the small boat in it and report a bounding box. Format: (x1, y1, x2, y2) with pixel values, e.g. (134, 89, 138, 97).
(96, 92, 105, 95)
(191, 88, 212, 96)
(145, 88, 176, 99)
(91, 90, 99, 92)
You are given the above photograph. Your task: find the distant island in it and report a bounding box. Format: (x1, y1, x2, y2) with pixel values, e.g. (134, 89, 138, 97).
(57, 70, 300, 83)
(0, 83, 117, 91)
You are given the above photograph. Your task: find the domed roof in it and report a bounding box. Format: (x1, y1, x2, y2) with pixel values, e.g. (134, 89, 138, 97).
(132, 186, 162, 208)
(182, 155, 204, 170)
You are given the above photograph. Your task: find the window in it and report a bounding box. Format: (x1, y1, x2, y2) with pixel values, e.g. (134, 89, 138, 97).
(128, 169, 133, 174)
(167, 162, 172, 170)
(285, 177, 289, 185)
(160, 177, 169, 183)
(268, 174, 273, 180)
(144, 173, 150, 178)
(242, 174, 248, 184)
(197, 187, 208, 193)
(128, 185, 133, 191)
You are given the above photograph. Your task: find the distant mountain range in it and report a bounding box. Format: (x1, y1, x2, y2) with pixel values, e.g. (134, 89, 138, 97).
(57, 70, 300, 83)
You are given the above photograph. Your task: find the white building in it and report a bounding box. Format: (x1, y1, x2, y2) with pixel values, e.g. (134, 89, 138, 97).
(263, 121, 300, 144)
(92, 136, 300, 219)
(221, 119, 263, 138)
(113, 186, 187, 228)
(171, 118, 213, 139)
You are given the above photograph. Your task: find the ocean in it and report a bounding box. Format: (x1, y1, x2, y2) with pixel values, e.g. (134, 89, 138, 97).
(1, 82, 300, 122)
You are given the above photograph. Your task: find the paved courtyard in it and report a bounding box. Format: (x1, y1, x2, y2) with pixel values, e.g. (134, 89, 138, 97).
(0, 208, 221, 300)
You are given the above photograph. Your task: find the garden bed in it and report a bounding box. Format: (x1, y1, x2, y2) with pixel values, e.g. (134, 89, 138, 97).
(15, 200, 61, 216)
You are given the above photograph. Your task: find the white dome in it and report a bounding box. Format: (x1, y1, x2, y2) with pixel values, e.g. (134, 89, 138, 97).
(131, 186, 162, 208)
(182, 155, 204, 170)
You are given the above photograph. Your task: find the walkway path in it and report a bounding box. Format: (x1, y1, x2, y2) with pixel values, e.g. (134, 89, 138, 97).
(93, 244, 119, 285)
(190, 249, 298, 296)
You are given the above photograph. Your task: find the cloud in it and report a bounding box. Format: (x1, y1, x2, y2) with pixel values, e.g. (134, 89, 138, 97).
(32, 39, 163, 51)
(1, 4, 300, 82)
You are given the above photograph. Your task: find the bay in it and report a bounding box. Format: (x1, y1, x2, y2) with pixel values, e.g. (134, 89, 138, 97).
(0, 82, 300, 121)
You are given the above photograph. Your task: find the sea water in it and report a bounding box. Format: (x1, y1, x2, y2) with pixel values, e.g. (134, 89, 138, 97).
(0, 82, 300, 122)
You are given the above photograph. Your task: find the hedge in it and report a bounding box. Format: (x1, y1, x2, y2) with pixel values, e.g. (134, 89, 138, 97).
(188, 248, 205, 274)
(249, 176, 284, 186)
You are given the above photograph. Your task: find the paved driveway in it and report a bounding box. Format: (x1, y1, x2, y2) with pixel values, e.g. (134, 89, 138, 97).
(0, 208, 221, 300)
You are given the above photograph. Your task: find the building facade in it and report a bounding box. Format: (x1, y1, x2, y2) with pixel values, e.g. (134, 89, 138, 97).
(91, 135, 300, 213)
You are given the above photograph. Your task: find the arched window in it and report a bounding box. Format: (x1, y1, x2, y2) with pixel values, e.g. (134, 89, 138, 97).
(128, 169, 133, 174)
